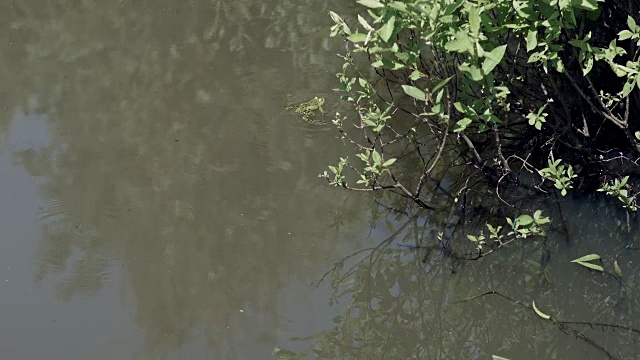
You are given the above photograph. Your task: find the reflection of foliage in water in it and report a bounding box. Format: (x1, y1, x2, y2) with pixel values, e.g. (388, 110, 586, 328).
(0, 0, 372, 358)
(287, 197, 640, 360)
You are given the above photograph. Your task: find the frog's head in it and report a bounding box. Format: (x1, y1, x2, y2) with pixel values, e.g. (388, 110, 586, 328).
(316, 97, 325, 105)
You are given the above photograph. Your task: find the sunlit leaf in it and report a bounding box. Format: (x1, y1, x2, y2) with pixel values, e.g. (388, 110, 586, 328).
(628, 15, 637, 30)
(445, 31, 473, 53)
(614, 260, 623, 277)
(469, 7, 480, 37)
(347, 33, 369, 43)
(401, 85, 426, 101)
(329, 11, 343, 24)
(409, 71, 423, 81)
(571, 0, 598, 11)
(583, 57, 593, 75)
(382, 158, 396, 167)
(358, 15, 374, 31)
(492, 356, 511, 360)
(388, 2, 407, 12)
(356, 0, 385, 9)
(460, 64, 483, 81)
(372, 150, 382, 165)
(526, 30, 537, 51)
(532, 300, 551, 320)
(623, 80, 636, 97)
(454, 118, 472, 133)
(534, 210, 542, 220)
(378, 16, 396, 42)
(574, 261, 604, 272)
(571, 254, 601, 262)
(482, 45, 507, 74)
(516, 214, 533, 226)
(619, 30, 634, 41)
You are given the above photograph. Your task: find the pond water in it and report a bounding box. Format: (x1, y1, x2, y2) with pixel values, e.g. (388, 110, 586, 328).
(0, 1, 639, 359)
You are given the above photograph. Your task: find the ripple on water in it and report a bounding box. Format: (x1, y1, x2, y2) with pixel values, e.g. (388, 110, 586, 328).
(37, 198, 67, 224)
(292, 121, 332, 135)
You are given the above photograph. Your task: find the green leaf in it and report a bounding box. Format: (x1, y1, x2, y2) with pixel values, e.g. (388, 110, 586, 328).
(583, 57, 593, 75)
(559, 0, 571, 10)
(526, 30, 537, 51)
(619, 30, 634, 41)
(356, 0, 385, 9)
(554, 58, 565, 73)
(372, 150, 382, 165)
(401, 85, 426, 101)
(623, 80, 636, 97)
(492, 356, 511, 360)
(445, 31, 473, 53)
(432, 75, 454, 93)
(358, 15, 374, 31)
(460, 64, 483, 81)
(347, 33, 369, 43)
(532, 301, 551, 320)
(482, 45, 507, 74)
(574, 261, 604, 272)
(329, 11, 343, 24)
(382, 158, 397, 167)
(528, 51, 545, 63)
(628, 16, 637, 31)
(534, 210, 542, 220)
(409, 71, 423, 81)
(621, 176, 629, 187)
(469, 7, 480, 37)
(571, 254, 601, 262)
(516, 214, 534, 226)
(535, 216, 550, 225)
(454, 118, 473, 133)
(378, 16, 396, 42)
(614, 260, 623, 277)
(363, 119, 377, 127)
(572, 0, 598, 11)
(388, 2, 407, 12)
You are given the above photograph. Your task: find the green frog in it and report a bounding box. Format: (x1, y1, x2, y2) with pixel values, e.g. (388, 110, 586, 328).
(284, 97, 326, 124)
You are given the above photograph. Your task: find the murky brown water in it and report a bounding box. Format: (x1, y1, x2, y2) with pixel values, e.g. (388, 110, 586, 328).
(1, 1, 640, 359)
(0, 1, 371, 358)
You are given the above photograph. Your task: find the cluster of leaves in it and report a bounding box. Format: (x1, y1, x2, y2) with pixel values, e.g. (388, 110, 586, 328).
(466, 210, 550, 257)
(538, 158, 577, 196)
(570, 253, 624, 276)
(322, 0, 640, 242)
(598, 175, 638, 211)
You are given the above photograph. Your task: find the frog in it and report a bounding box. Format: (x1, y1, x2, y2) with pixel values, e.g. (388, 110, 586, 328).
(284, 96, 326, 124)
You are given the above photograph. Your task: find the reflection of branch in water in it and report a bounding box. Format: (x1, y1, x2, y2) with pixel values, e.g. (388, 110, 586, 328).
(456, 290, 640, 360)
(314, 212, 426, 304)
(316, 204, 498, 296)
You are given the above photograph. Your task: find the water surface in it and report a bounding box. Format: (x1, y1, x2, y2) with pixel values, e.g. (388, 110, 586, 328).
(1, 1, 640, 360)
